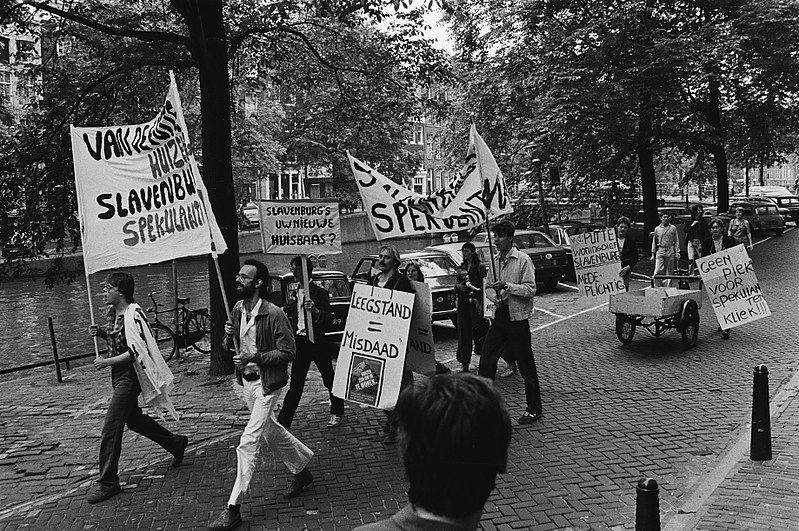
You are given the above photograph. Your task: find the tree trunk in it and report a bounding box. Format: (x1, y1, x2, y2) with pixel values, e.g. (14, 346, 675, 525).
(179, 0, 239, 375)
(638, 93, 659, 244)
(707, 76, 729, 212)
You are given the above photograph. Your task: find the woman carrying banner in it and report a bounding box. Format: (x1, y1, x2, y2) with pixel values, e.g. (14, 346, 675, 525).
(454, 242, 488, 373)
(703, 218, 737, 339)
(87, 271, 187, 504)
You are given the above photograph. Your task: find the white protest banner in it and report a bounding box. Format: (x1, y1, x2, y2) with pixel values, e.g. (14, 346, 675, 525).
(439, 124, 513, 220)
(349, 154, 481, 240)
(406, 280, 436, 375)
(332, 284, 415, 410)
(571, 228, 626, 305)
(259, 200, 341, 255)
(483, 282, 497, 319)
(696, 244, 770, 329)
(71, 74, 226, 274)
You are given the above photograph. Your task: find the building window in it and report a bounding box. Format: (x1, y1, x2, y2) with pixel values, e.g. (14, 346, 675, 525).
(0, 38, 9, 64)
(0, 71, 11, 98)
(426, 134, 434, 159)
(412, 125, 423, 145)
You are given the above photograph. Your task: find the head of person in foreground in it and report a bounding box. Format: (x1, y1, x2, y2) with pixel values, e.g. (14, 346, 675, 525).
(395, 373, 512, 523)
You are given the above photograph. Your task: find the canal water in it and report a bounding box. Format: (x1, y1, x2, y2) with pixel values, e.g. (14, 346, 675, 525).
(0, 236, 435, 372)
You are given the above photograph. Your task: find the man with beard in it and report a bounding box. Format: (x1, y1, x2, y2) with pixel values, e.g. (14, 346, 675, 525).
(208, 259, 314, 531)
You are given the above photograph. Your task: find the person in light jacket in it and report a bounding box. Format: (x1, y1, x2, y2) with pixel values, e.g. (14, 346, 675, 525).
(478, 220, 543, 425)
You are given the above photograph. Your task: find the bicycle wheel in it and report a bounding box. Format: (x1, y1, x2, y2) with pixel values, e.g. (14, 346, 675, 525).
(152, 322, 177, 361)
(188, 310, 212, 353)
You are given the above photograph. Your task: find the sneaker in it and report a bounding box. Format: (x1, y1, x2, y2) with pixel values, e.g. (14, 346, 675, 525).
(207, 505, 242, 531)
(283, 468, 313, 499)
(498, 365, 517, 378)
(518, 411, 542, 424)
(327, 414, 342, 427)
(172, 435, 189, 467)
(87, 484, 121, 504)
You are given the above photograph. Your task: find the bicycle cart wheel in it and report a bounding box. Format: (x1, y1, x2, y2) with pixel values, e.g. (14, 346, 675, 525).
(188, 311, 212, 353)
(679, 299, 700, 349)
(615, 314, 636, 344)
(152, 322, 177, 361)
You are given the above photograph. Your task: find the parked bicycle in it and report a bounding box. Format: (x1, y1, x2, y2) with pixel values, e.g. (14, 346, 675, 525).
(146, 291, 212, 361)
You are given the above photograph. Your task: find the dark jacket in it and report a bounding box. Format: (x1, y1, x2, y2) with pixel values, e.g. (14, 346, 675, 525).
(619, 236, 638, 270)
(685, 218, 708, 241)
(369, 270, 413, 293)
(224, 298, 296, 394)
(282, 281, 331, 339)
(702, 235, 737, 256)
(456, 259, 486, 305)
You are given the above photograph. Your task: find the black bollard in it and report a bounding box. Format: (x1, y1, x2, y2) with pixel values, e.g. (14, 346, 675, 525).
(750, 364, 772, 461)
(635, 477, 660, 530)
(48, 317, 63, 383)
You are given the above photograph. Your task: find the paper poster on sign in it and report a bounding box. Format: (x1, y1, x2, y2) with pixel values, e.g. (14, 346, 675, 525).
(483, 282, 497, 319)
(259, 200, 342, 255)
(571, 228, 625, 305)
(332, 284, 415, 409)
(406, 280, 436, 375)
(71, 73, 226, 274)
(696, 244, 770, 329)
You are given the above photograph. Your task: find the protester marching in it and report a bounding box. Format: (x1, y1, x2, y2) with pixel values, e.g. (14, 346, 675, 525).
(51, 73, 781, 531)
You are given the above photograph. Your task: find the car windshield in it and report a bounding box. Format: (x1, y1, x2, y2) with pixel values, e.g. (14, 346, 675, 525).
(514, 233, 556, 249)
(316, 278, 351, 299)
(779, 197, 799, 206)
(401, 256, 458, 278)
(755, 205, 778, 215)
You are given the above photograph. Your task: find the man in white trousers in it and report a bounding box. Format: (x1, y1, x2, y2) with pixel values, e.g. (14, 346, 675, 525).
(207, 259, 314, 531)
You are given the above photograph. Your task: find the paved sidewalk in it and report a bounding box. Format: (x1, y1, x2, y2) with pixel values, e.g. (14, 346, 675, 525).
(0, 228, 797, 530)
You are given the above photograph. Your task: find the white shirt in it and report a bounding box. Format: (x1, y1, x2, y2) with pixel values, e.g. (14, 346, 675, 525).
(239, 298, 262, 374)
(295, 288, 306, 336)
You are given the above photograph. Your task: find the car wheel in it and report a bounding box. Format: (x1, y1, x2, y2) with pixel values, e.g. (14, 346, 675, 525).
(543, 277, 559, 291)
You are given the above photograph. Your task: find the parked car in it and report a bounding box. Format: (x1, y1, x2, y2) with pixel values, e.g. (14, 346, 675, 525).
(537, 222, 607, 281)
(350, 249, 459, 323)
(722, 198, 785, 236)
(472, 229, 571, 290)
(769, 195, 799, 224)
(240, 202, 260, 228)
(628, 207, 693, 250)
(269, 269, 352, 342)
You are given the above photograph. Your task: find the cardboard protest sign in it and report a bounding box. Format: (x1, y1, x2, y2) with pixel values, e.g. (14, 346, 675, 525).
(570, 228, 625, 304)
(71, 74, 226, 274)
(696, 244, 770, 329)
(332, 284, 414, 410)
(259, 200, 341, 255)
(483, 282, 497, 319)
(405, 280, 436, 375)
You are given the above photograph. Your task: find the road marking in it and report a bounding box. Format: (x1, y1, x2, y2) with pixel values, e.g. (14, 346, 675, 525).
(536, 307, 566, 319)
(557, 282, 579, 291)
(531, 301, 609, 333)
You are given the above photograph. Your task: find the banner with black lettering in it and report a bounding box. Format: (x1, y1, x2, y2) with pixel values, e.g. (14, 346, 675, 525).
(71, 73, 226, 274)
(696, 244, 771, 329)
(259, 200, 341, 255)
(405, 280, 436, 375)
(332, 284, 414, 410)
(570, 228, 625, 305)
(348, 124, 512, 240)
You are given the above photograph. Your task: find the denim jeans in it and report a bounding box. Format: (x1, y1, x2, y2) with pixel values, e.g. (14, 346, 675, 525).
(478, 305, 542, 414)
(228, 380, 313, 506)
(98, 366, 181, 489)
(277, 336, 344, 429)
